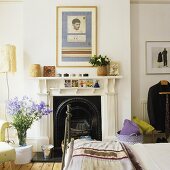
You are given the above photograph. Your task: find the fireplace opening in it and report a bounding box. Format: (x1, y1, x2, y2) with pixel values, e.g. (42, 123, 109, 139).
(71, 119, 91, 137)
(53, 96, 102, 157)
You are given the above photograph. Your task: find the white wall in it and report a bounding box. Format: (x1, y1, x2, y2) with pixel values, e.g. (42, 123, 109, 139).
(131, 3, 170, 119)
(0, 1, 24, 117)
(0, 0, 131, 141)
(23, 0, 131, 130)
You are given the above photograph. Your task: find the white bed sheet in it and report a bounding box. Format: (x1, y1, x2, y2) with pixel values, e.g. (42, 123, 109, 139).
(64, 139, 135, 170)
(129, 143, 170, 170)
(64, 139, 170, 170)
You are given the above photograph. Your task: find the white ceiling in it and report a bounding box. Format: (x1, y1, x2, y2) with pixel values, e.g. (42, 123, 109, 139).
(0, 0, 23, 1)
(0, 0, 169, 4)
(131, 0, 170, 4)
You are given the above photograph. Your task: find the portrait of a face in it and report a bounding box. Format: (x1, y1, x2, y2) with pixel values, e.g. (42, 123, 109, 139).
(72, 18, 81, 30)
(67, 16, 86, 34)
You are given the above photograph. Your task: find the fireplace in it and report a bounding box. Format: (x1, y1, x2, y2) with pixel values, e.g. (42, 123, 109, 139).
(30, 76, 121, 155)
(53, 96, 102, 156)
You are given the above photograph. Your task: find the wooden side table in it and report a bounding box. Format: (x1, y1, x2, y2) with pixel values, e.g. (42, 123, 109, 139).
(14, 145, 33, 164)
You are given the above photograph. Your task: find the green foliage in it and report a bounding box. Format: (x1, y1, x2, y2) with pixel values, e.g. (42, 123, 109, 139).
(12, 113, 35, 132)
(89, 55, 111, 66)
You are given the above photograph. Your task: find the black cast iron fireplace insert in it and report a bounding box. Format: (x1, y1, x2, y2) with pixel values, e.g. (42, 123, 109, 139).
(53, 96, 102, 157)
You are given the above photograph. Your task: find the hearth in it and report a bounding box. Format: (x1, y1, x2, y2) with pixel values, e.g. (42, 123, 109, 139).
(53, 96, 102, 157)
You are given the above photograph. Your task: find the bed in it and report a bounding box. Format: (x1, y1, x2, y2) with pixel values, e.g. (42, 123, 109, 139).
(127, 143, 170, 170)
(63, 139, 170, 170)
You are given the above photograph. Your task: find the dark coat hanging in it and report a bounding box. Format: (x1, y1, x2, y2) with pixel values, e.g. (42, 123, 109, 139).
(147, 81, 170, 132)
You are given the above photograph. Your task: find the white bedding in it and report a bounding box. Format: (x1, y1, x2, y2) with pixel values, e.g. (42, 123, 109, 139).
(128, 143, 170, 170)
(63, 139, 170, 170)
(64, 139, 134, 170)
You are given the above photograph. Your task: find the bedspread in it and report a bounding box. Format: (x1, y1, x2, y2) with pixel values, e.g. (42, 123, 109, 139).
(64, 139, 135, 170)
(63, 139, 170, 170)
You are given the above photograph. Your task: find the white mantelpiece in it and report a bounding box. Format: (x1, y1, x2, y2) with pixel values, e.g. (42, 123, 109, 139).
(35, 76, 122, 95)
(31, 76, 122, 151)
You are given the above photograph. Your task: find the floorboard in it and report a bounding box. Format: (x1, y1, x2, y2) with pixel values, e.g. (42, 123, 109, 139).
(0, 163, 9, 170)
(42, 163, 54, 170)
(30, 163, 43, 170)
(0, 162, 62, 170)
(53, 163, 62, 170)
(14, 164, 21, 170)
(19, 163, 33, 170)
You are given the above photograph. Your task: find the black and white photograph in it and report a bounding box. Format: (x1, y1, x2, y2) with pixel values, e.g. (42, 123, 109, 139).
(67, 16, 86, 34)
(146, 41, 170, 74)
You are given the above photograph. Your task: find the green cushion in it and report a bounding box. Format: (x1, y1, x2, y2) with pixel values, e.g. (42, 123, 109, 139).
(133, 116, 155, 134)
(0, 142, 16, 163)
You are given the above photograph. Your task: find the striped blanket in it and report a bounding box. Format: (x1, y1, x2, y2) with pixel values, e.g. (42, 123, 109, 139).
(64, 139, 136, 170)
(73, 147, 127, 160)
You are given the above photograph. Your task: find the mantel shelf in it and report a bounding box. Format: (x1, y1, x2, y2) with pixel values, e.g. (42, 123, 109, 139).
(31, 75, 122, 96)
(50, 87, 101, 90)
(30, 76, 122, 80)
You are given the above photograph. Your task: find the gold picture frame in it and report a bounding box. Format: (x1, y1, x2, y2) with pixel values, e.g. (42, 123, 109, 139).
(56, 6, 97, 67)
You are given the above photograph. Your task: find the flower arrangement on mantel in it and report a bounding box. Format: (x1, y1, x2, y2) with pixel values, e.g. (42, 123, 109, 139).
(7, 96, 52, 146)
(89, 55, 111, 76)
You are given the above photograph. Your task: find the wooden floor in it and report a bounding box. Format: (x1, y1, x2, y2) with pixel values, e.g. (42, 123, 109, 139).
(0, 162, 62, 170)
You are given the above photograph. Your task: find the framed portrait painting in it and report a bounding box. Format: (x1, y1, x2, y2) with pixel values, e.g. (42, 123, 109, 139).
(56, 6, 97, 67)
(146, 41, 170, 74)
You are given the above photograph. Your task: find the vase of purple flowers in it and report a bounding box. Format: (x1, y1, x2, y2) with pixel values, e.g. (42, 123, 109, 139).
(7, 96, 52, 146)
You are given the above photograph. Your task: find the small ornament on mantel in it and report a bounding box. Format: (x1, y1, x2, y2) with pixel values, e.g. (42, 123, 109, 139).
(29, 64, 41, 77)
(94, 80, 100, 88)
(43, 66, 55, 77)
(89, 54, 111, 76)
(97, 66, 107, 76)
(109, 61, 120, 76)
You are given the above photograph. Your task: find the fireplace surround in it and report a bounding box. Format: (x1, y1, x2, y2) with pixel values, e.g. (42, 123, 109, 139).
(31, 76, 122, 152)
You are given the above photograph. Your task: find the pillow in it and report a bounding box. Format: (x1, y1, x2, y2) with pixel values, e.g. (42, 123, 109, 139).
(120, 119, 140, 135)
(133, 116, 155, 134)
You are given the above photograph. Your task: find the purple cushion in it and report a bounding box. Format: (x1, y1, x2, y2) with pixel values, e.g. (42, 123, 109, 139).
(120, 119, 140, 135)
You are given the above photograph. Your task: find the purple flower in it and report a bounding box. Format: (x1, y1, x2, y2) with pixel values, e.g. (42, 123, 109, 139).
(7, 96, 52, 130)
(38, 101, 46, 111)
(7, 97, 21, 115)
(36, 101, 52, 116)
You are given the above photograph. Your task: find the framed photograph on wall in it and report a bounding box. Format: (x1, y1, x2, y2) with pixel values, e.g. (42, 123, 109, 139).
(146, 41, 170, 74)
(56, 6, 97, 67)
